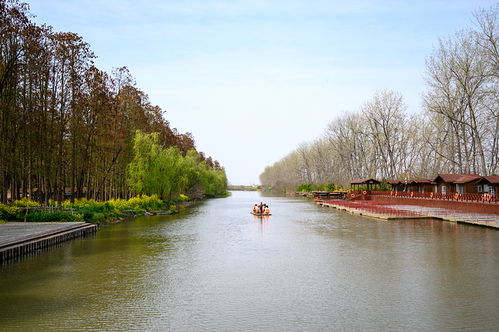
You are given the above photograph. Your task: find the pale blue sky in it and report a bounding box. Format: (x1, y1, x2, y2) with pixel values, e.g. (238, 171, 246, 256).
(28, 0, 497, 185)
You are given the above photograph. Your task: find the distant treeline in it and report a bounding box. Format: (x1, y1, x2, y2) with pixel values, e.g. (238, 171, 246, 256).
(260, 5, 498, 191)
(0, 0, 227, 203)
(227, 185, 261, 191)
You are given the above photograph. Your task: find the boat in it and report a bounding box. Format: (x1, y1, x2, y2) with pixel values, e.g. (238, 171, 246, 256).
(251, 212, 272, 216)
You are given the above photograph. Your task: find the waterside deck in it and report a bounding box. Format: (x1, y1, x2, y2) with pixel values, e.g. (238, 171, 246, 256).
(318, 200, 499, 229)
(0, 222, 97, 263)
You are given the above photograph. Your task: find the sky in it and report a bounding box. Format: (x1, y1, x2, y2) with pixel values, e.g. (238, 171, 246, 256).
(28, 0, 497, 185)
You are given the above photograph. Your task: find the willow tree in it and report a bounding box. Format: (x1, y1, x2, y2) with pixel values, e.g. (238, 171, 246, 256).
(128, 130, 227, 200)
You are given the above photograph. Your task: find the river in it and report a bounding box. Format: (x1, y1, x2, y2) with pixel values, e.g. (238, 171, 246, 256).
(1, 191, 498, 331)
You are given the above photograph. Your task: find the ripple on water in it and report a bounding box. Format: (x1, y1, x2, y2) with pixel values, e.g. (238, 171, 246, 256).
(0, 191, 498, 331)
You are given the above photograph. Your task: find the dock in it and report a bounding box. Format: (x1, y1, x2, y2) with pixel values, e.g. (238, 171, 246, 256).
(0, 222, 98, 263)
(318, 200, 499, 229)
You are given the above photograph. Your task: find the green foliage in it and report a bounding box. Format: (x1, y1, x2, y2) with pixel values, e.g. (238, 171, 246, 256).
(127, 131, 185, 199)
(297, 184, 313, 192)
(70, 198, 113, 213)
(84, 212, 107, 223)
(125, 195, 164, 211)
(106, 198, 132, 211)
(296, 183, 339, 192)
(127, 130, 228, 200)
(59, 195, 164, 222)
(0, 204, 21, 220)
(324, 183, 336, 191)
(168, 204, 178, 214)
(12, 198, 41, 208)
(24, 211, 84, 222)
(0, 195, 167, 224)
(178, 194, 189, 202)
(379, 182, 392, 191)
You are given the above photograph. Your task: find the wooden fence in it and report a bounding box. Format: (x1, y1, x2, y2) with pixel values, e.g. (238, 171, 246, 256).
(349, 190, 498, 204)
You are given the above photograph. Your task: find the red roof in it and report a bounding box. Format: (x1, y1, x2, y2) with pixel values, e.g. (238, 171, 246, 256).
(388, 179, 433, 185)
(481, 176, 499, 184)
(433, 174, 481, 184)
(350, 178, 381, 185)
(408, 178, 433, 184)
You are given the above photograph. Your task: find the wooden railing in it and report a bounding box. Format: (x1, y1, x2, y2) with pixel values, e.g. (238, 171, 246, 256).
(349, 190, 498, 204)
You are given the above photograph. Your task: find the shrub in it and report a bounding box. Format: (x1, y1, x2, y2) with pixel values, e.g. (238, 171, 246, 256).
(324, 183, 336, 191)
(168, 204, 178, 214)
(25, 211, 84, 222)
(88, 212, 106, 223)
(297, 184, 313, 192)
(296, 183, 341, 192)
(0, 204, 21, 220)
(178, 194, 189, 202)
(42, 195, 166, 223)
(108, 198, 132, 211)
(71, 198, 113, 213)
(1, 195, 169, 223)
(128, 195, 164, 211)
(12, 198, 41, 208)
(61, 200, 72, 208)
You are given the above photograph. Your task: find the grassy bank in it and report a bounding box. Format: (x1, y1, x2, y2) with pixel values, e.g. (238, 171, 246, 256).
(0, 195, 181, 224)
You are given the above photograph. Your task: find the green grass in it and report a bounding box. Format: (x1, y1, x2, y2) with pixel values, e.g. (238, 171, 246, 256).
(64, 195, 165, 223)
(0, 194, 193, 224)
(0, 204, 21, 221)
(24, 211, 84, 222)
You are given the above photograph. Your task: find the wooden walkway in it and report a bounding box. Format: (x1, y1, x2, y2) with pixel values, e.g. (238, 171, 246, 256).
(0, 222, 97, 263)
(319, 200, 499, 229)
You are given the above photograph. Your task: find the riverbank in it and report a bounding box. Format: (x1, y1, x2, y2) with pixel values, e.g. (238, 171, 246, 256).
(0, 195, 180, 225)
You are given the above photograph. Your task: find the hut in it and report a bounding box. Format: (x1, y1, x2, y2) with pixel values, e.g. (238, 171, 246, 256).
(476, 176, 499, 196)
(432, 174, 482, 195)
(388, 179, 433, 193)
(350, 178, 381, 191)
(388, 180, 403, 192)
(406, 179, 434, 193)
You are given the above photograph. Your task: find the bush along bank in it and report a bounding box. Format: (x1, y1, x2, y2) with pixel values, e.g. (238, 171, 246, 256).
(0, 195, 186, 225)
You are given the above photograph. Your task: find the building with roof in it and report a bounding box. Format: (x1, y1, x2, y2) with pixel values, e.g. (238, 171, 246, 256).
(476, 176, 499, 196)
(350, 178, 381, 191)
(389, 179, 434, 193)
(353, 174, 498, 197)
(432, 174, 482, 195)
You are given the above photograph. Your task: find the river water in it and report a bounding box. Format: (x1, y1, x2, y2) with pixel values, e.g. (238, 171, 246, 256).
(1, 191, 498, 331)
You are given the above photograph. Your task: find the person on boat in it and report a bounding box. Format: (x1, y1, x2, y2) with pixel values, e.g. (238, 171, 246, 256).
(264, 206, 271, 215)
(258, 202, 264, 214)
(259, 203, 269, 215)
(252, 204, 259, 214)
